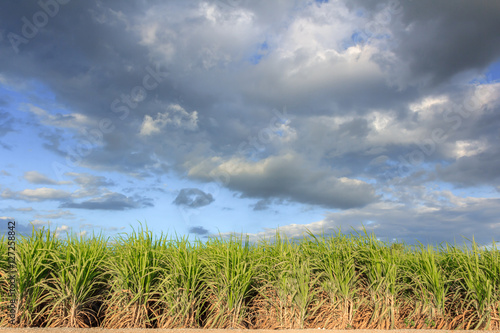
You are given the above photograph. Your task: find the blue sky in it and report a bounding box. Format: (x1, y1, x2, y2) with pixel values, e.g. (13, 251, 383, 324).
(1, 0, 500, 246)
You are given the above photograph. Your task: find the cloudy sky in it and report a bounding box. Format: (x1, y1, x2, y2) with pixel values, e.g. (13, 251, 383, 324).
(1, 0, 500, 245)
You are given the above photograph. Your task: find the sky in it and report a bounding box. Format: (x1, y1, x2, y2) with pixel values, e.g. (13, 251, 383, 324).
(1, 0, 500, 246)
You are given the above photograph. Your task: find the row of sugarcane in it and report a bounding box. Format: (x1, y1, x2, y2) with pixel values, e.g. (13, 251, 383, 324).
(0, 225, 499, 329)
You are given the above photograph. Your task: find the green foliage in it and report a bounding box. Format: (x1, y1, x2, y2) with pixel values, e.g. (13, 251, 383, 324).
(101, 224, 165, 328)
(200, 234, 260, 328)
(0, 225, 498, 330)
(12, 226, 58, 326)
(39, 232, 108, 327)
(154, 236, 206, 328)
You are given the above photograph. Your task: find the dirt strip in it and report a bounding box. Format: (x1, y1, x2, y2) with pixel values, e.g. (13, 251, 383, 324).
(0, 328, 500, 333)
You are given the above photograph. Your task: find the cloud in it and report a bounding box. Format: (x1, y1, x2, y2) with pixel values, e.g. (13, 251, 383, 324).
(139, 104, 198, 136)
(188, 153, 378, 209)
(25, 104, 94, 129)
(0, 110, 15, 149)
(436, 151, 500, 187)
(3, 171, 151, 212)
(0, 110, 15, 137)
(66, 172, 115, 187)
(250, 198, 285, 211)
(60, 192, 153, 211)
(3, 187, 72, 202)
(392, 1, 500, 85)
(34, 210, 75, 220)
(14, 207, 33, 212)
(30, 219, 51, 226)
(24, 171, 70, 185)
(61, 172, 117, 198)
(188, 226, 210, 236)
(54, 224, 85, 238)
(0, 219, 33, 237)
(173, 188, 215, 208)
(220, 194, 500, 246)
(251, 199, 272, 211)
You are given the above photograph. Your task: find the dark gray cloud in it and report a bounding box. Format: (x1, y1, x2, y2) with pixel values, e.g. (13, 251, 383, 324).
(346, 0, 500, 86)
(173, 188, 214, 208)
(0, 110, 14, 136)
(251, 198, 286, 211)
(188, 153, 378, 209)
(393, 0, 500, 86)
(188, 226, 210, 236)
(60, 192, 152, 210)
(0, 110, 15, 149)
(436, 150, 500, 187)
(252, 199, 271, 211)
